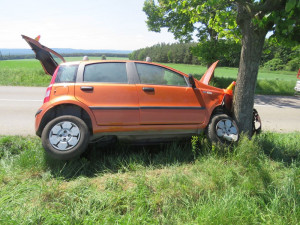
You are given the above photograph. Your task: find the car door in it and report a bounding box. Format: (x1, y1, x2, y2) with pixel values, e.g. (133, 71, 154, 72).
(74, 62, 140, 126)
(135, 63, 206, 125)
(22, 35, 65, 76)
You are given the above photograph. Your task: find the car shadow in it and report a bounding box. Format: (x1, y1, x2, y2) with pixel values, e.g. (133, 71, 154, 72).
(45, 134, 299, 180)
(45, 141, 196, 180)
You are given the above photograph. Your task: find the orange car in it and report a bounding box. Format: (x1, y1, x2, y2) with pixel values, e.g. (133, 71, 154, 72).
(23, 35, 241, 160)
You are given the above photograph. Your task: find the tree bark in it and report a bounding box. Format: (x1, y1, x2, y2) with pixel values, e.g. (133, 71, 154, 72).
(233, 4, 267, 136)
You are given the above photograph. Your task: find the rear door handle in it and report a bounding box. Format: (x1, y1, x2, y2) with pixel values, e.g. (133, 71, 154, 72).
(142, 87, 155, 92)
(80, 86, 94, 91)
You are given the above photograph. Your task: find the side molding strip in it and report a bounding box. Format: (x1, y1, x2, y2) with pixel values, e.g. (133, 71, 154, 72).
(90, 106, 206, 110)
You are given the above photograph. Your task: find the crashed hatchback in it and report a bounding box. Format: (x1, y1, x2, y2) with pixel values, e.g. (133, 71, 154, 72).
(23, 35, 253, 160)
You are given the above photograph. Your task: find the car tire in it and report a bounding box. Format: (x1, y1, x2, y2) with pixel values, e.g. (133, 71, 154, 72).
(41, 115, 90, 160)
(206, 114, 239, 144)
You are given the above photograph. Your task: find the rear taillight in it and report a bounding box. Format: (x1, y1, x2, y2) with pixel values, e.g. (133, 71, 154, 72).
(43, 85, 52, 103)
(43, 67, 59, 103)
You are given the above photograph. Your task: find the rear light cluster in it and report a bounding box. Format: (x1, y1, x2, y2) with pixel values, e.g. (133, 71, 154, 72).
(43, 67, 59, 103)
(43, 85, 52, 103)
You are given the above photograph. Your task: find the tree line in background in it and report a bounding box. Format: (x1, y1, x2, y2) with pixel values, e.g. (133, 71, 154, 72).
(0, 52, 129, 61)
(129, 42, 200, 65)
(129, 40, 299, 71)
(1, 42, 298, 72)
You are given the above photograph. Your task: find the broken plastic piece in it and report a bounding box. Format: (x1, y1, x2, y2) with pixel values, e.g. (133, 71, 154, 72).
(35, 35, 41, 42)
(226, 81, 236, 90)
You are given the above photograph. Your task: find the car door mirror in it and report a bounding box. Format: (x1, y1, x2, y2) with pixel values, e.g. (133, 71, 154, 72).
(188, 74, 196, 88)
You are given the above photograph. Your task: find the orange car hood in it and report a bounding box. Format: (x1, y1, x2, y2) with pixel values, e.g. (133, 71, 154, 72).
(199, 61, 219, 85)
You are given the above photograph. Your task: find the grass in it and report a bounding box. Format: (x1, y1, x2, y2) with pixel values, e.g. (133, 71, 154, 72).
(0, 59, 298, 95)
(162, 63, 296, 81)
(0, 133, 299, 224)
(0, 60, 50, 86)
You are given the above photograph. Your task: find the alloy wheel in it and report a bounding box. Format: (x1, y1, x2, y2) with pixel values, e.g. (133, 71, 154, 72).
(216, 119, 238, 142)
(49, 121, 81, 151)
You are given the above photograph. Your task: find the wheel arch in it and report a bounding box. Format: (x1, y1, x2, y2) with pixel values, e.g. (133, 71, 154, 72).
(37, 104, 93, 137)
(211, 105, 231, 117)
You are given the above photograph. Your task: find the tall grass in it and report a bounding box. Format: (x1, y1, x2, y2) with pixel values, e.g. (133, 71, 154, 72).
(0, 133, 299, 224)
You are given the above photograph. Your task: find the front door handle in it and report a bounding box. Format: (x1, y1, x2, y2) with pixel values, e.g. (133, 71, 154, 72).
(142, 87, 155, 92)
(81, 86, 94, 91)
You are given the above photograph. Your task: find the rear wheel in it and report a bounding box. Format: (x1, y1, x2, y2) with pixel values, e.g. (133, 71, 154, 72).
(41, 115, 90, 160)
(206, 114, 239, 144)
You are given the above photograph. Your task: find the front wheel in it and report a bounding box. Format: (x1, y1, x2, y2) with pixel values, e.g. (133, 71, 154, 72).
(206, 114, 239, 144)
(41, 115, 90, 160)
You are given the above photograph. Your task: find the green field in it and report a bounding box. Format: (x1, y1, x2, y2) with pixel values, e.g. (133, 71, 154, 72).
(162, 63, 296, 81)
(0, 133, 299, 224)
(0, 59, 297, 95)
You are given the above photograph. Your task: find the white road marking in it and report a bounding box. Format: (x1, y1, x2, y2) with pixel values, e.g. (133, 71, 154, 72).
(0, 99, 42, 102)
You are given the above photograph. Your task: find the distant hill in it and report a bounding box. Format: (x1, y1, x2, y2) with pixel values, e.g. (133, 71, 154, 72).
(0, 48, 132, 56)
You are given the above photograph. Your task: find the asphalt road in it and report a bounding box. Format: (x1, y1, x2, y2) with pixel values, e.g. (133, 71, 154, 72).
(0, 86, 44, 135)
(0, 86, 299, 136)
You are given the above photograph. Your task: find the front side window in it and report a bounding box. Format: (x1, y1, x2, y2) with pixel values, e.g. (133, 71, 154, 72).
(55, 65, 78, 83)
(84, 63, 128, 83)
(136, 63, 187, 86)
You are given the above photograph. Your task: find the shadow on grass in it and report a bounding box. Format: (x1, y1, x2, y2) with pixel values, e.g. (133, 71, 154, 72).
(44, 133, 299, 180)
(45, 141, 196, 180)
(256, 134, 300, 166)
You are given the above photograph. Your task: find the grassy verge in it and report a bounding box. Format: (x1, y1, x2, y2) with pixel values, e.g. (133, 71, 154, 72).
(0, 133, 299, 224)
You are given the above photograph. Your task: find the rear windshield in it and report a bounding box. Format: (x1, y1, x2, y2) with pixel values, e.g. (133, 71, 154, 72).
(55, 65, 78, 83)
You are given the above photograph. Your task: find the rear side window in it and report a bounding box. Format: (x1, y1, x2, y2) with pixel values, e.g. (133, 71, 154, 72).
(55, 65, 78, 83)
(84, 63, 128, 83)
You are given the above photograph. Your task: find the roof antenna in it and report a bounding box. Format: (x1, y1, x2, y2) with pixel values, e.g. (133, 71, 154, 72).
(83, 56, 89, 61)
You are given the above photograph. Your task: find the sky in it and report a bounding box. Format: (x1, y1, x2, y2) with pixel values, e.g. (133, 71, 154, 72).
(0, 0, 177, 51)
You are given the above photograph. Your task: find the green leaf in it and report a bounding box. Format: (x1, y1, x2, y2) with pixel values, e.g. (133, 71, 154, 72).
(196, 5, 201, 14)
(285, 0, 297, 12)
(288, 24, 294, 32)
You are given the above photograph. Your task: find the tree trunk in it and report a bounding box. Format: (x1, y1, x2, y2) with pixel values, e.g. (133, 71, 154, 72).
(233, 5, 267, 136)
